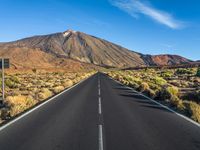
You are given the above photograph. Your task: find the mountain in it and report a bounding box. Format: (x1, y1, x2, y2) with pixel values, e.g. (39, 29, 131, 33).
(0, 29, 192, 69)
(142, 55, 192, 66)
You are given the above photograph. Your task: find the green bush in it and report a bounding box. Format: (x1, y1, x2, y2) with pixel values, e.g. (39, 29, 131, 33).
(144, 88, 157, 99)
(161, 70, 173, 78)
(196, 68, 200, 77)
(152, 76, 167, 86)
(10, 76, 20, 83)
(5, 79, 16, 88)
(157, 86, 178, 100)
(170, 95, 185, 110)
(167, 86, 179, 96)
(176, 68, 193, 75)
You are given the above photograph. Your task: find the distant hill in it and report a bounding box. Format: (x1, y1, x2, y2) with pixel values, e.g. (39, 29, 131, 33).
(142, 55, 192, 66)
(0, 29, 193, 69)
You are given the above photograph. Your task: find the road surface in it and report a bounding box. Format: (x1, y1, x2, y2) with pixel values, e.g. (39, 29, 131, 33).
(0, 73, 200, 150)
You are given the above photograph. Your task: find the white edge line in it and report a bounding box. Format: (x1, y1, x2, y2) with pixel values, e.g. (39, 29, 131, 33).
(0, 75, 93, 131)
(99, 125, 104, 150)
(108, 76, 200, 128)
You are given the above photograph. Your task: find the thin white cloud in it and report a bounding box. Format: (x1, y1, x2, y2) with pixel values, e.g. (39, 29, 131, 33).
(109, 0, 185, 29)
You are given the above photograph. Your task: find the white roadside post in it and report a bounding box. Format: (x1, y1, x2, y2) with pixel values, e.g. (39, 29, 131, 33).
(2, 58, 4, 101)
(0, 58, 9, 104)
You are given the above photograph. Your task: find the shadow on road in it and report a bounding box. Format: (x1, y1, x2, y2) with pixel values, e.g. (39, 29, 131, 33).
(114, 84, 172, 113)
(140, 105, 171, 113)
(119, 94, 145, 100)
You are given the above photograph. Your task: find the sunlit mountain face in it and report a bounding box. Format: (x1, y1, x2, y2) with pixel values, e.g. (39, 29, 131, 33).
(0, 29, 192, 69)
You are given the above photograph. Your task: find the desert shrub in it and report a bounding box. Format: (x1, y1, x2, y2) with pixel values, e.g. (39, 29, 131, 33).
(196, 68, 200, 77)
(167, 86, 179, 96)
(157, 86, 184, 109)
(5, 79, 17, 88)
(170, 95, 185, 110)
(121, 79, 129, 86)
(138, 82, 149, 92)
(63, 80, 73, 88)
(176, 68, 193, 75)
(10, 76, 20, 83)
(185, 101, 200, 123)
(5, 95, 36, 117)
(52, 86, 65, 94)
(160, 70, 173, 78)
(157, 86, 178, 100)
(152, 76, 167, 86)
(0, 108, 11, 120)
(123, 75, 134, 82)
(32, 68, 37, 73)
(148, 82, 161, 91)
(144, 88, 157, 99)
(38, 88, 53, 100)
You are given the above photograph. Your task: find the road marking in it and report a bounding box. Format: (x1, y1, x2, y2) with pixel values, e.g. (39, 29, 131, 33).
(98, 89, 101, 96)
(98, 97, 102, 114)
(109, 76, 200, 128)
(0, 75, 93, 131)
(98, 80, 101, 96)
(98, 74, 104, 150)
(99, 125, 104, 150)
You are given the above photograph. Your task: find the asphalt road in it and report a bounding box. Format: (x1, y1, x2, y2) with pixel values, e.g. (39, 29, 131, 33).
(0, 73, 200, 150)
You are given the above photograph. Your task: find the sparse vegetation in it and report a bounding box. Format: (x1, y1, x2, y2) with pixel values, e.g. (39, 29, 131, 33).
(5, 95, 36, 117)
(185, 101, 200, 123)
(0, 70, 96, 123)
(52, 86, 65, 94)
(176, 68, 194, 75)
(107, 67, 200, 123)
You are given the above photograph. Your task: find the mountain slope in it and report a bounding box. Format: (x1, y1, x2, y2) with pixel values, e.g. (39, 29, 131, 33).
(0, 29, 192, 68)
(3, 30, 145, 68)
(0, 46, 100, 71)
(142, 54, 192, 66)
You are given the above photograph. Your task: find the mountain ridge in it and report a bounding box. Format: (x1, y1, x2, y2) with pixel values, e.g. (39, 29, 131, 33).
(0, 29, 193, 68)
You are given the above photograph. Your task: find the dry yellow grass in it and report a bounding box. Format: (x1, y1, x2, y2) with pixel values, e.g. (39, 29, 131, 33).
(185, 101, 200, 123)
(38, 88, 53, 101)
(5, 95, 36, 117)
(0, 71, 96, 122)
(63, 80, 73, 88)
(52, 86, 65, 94)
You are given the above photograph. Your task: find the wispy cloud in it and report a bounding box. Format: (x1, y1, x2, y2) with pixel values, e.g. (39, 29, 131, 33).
(109, 0, 185, 29)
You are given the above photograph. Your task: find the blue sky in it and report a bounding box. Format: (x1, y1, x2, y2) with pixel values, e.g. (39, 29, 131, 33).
(0, 0, 200, 60)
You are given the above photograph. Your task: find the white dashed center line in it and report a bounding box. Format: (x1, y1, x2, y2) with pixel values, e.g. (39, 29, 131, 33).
(98, 97, 102, 115)
(98, 75, 104, 150)
(99, 125, 104, 150)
